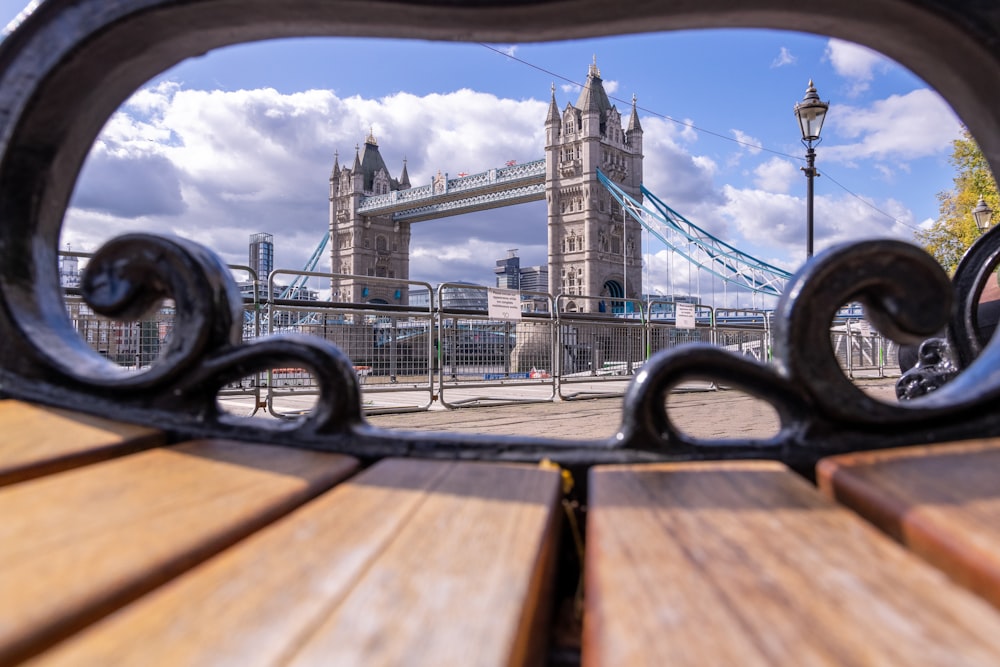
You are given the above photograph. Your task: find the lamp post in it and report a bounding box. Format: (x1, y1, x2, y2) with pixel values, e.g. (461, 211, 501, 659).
(794, 80, 829, 259)
(973, 196, 994, 233)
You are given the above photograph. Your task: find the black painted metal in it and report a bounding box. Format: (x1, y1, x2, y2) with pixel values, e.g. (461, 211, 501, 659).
(1, 0, 1000, 471)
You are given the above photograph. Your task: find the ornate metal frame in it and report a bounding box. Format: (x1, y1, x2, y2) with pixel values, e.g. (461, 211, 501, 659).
(1, 0, 999, 471)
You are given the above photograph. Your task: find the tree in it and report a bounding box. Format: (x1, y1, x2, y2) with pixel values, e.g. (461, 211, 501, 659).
(916, 128, 999, 273)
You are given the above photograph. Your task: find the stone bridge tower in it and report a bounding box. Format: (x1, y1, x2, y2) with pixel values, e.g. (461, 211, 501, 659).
(329, 131, 411, 304)
(545, 59, 644, 312)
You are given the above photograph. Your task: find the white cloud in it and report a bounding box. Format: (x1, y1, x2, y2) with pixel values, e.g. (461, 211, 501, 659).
(604, 79, 619, 95)
(716, 184, 917, 266)
(561, 83, 581, 94)
(753, 157, 798, 194)
(771, 47, 796, 68)
(730, 129, 762, 155)
(824, 38, 891, 96)
(65, 83, 548, 286)
(824, 88, 961, 164)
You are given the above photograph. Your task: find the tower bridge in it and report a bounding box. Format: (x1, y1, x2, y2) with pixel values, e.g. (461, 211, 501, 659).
(327, 58, 785, 310)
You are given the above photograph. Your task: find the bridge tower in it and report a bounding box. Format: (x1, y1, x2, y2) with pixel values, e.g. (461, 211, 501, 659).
(329, 131, 412, 304)
(545, 59, 644, 312)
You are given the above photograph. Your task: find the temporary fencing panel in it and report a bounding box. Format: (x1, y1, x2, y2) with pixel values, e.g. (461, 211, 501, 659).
(832, 320, 900, 378)
(713, 309, 772, 364)
(436, 283, 556, 408)
(556, 294, 646, 400)
(647, 300, 715, 357)
(266, 270, 436, 415)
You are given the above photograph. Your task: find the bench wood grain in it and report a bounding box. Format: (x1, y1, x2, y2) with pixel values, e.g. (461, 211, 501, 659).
(584, 460, 1000, 666)
(0, 399, 163, 486)
(818, 439, 1000, 608)
(0, 440, 357, 665)
(29, 459, 561, 667)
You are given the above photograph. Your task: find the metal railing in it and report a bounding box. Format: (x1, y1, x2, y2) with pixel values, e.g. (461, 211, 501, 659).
(58, 256, 901, 414)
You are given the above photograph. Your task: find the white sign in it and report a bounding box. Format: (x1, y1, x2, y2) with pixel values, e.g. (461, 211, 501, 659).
(676, 303, 696, 329)
(488, 288, 522, 320)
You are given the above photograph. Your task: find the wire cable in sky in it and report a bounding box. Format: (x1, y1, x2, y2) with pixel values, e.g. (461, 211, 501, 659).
(479, 42, 918, 230)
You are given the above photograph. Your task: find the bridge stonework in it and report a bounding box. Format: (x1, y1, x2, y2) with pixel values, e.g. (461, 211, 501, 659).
(545, 61, 644, 312)
(328, 131, 412, 304)
(329, 60, 642, 310)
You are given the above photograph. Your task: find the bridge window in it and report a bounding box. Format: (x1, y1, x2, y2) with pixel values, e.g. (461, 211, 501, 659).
(376, 235, 388, 252)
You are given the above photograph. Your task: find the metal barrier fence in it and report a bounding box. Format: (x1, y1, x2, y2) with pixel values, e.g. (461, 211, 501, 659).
(436, 282, 556, 408)
(556, 294, 647, 399)
(57, 255, 901, 413)
(266, 270, 436, 415)
(832, 320, 901, 379)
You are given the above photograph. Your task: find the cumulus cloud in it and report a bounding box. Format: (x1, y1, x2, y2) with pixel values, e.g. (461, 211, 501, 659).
(823, 88, 961, 166)
(752, 157, 798, 194)
(771, 47, 796, 68)
(64, 82, 548, 286)
(824, 38, 891, 96)
(731, 129, 762, 154)
(60, 75, 930, 298)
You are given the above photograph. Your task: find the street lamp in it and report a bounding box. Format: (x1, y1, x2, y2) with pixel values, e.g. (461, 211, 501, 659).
(794, 80, 829, 259)
(973, 196, 994, 233)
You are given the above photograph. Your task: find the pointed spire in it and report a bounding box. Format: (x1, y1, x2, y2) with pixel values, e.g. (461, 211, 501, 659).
(330, 150, 340, 178)
(546, 82, 561, 124)
(576, 58, 611, 114)
(399, 158, 410, 188)
(628, 93, 642, 133)
(589, 54, 601, 79)
(365, 126, 377, 146)
(353, 144, 362, 171)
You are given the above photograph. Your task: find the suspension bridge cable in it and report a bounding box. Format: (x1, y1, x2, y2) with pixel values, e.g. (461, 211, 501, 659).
(479, 42, 918, 229)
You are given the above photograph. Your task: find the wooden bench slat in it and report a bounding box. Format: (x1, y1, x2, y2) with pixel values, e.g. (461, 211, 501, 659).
(0, 399, 163, 486)
(584, 461, 1000, 666)
(28, 459, 561, 667)
(0, 440, 357, 665)
(818, 439, 1000, 608)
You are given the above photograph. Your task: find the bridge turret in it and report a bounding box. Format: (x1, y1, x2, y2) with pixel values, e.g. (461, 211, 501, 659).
(399, 158, 411, 189)
(545, 83, 561, 145)
(546, 58, 644, 311)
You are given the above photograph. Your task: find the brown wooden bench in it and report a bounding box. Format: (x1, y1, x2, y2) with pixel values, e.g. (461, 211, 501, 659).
(584, 460, 1000, 665)
(1, 400, 562, 666)
(818, 441, 1000, 609)
(13, 398, 1000, 665)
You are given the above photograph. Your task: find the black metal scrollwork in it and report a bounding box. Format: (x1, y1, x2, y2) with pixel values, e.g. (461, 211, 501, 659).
(1, 0, 999, 471)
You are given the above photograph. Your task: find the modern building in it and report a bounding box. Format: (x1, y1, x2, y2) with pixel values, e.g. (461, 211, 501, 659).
(240, 233, 319, 303)
(494, 249, 520, 290)
(518, 264, 549, 293)
(409, 283, 489, 311)
(249, 232, 274, 282)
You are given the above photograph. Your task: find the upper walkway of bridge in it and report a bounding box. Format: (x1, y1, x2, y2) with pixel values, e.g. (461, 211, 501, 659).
(357, 158, 545, 222)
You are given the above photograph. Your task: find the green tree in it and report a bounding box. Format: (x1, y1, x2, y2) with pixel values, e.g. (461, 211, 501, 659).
(917, 128, 999, 273)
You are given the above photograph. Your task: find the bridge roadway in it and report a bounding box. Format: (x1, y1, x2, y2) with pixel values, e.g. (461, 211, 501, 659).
(220, 376, 898, 442)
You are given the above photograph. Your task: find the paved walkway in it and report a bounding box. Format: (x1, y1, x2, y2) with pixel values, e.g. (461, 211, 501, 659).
(367, 377, 900, 441)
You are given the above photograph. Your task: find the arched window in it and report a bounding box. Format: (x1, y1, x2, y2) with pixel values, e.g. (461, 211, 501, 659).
(376, 235, 388, 252)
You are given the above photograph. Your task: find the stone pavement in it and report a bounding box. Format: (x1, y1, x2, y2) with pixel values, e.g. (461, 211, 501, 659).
(367, 377, 900, 441)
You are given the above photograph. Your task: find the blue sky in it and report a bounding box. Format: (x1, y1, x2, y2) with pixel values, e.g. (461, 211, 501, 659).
(3, 2, 964, 305)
